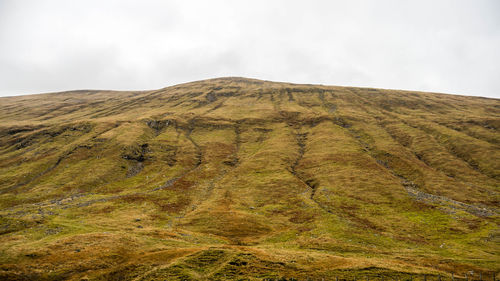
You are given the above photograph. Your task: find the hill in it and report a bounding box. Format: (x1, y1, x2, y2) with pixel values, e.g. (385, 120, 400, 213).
(0, 77, 498, 280)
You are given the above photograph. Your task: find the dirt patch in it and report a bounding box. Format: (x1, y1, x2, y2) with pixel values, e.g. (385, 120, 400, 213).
(181, 211, 271, 243)
(126, 161, 144, 178)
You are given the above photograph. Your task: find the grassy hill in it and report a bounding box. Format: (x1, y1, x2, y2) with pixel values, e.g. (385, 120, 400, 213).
(0, 77, 498, 280)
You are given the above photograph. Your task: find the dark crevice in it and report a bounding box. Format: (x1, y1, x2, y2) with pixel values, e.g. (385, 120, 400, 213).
(146, 119, 170, 136)
(253, 127, 272, 143)
(318, 91, 337, 114)
(255, 89, 263, 101)
(317, 91, 325, 104)
(288, 128, 324, 209)
(186, 121, 202, 168)
(290, 132, 307, 177)
(205, 101, 224, 114)
(122, 144, 149, 178)
(121, 143, 149, 162)
(329, 118, 496, 218)
(181, 123, 244, 218)
(323, 90, 499, 206)
(429, 120, 499, 174)
(437, 121, 499, 147)
(155, 120, 203, 191)
(0, 123, 118, 195)
(223, 123, 241, 166)
(56, 122, 205, 207)
(378, 121, 450, 173)
(0, 145, 78, 195)
(397, 118, 498, 180)
(377, 121, 493, 183)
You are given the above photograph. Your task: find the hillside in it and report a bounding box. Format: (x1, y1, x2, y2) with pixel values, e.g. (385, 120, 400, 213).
(0, 77, 498, 280)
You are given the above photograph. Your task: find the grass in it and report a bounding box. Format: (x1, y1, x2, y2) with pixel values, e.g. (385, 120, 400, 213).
(0, 77, 498, 280)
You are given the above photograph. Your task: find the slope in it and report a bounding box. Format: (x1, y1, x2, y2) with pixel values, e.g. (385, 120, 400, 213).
(0, 77, 498, 280)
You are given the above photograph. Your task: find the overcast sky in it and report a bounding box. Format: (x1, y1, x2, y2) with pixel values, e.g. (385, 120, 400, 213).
(0, 0, 499, 98)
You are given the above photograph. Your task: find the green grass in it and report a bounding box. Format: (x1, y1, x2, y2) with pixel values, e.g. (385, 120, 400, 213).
(0, 77, 498, 280)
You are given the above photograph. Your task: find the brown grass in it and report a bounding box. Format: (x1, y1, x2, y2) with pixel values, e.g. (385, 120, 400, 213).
(0, 77, 498, 280)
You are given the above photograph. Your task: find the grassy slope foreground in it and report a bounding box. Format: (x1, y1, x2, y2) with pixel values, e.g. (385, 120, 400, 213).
(0, 77, 498, 280)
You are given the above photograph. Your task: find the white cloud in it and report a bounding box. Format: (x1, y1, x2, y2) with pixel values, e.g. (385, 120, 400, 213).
(0, 0, 499, 97)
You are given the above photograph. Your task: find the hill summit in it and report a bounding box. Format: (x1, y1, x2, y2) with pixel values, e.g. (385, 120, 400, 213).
(0, 77, 499, 280)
